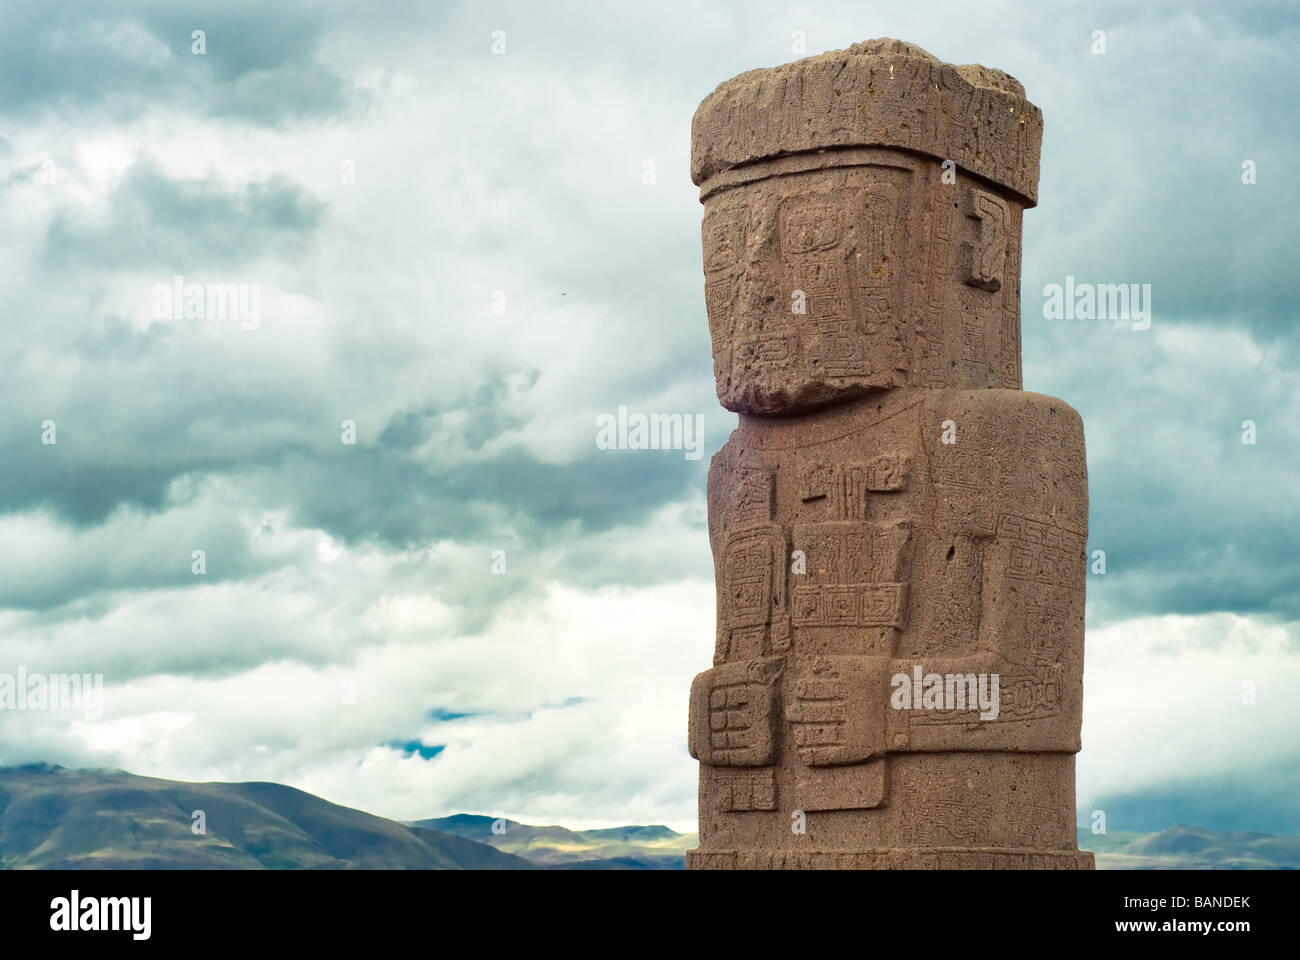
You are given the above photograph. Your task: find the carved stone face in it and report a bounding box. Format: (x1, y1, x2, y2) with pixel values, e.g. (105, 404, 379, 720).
(699, 151, 1025, 415)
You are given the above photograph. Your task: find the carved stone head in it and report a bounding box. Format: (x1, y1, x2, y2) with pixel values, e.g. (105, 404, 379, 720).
(692, 39, 1043, 415)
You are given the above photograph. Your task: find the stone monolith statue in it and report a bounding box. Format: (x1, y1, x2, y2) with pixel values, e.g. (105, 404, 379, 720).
(686, 39, 1093, 869)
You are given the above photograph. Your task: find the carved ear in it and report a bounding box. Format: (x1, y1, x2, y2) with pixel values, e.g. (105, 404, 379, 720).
(963, 188, 1009, 293)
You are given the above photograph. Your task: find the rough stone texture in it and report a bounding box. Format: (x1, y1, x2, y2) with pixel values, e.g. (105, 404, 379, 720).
(691, 38, 1042, 204)
(687, 40, 1092, 870)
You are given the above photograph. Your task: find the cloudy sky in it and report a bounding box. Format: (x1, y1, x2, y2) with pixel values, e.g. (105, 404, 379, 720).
(1, 0, 1297, 835)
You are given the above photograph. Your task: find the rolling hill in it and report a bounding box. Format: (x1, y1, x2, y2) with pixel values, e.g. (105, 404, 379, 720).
(412, 813, 695, 868)
(0, 764, 531, 869)
(3, 764, 1295, 869)
(1079, 824, 1300, 869)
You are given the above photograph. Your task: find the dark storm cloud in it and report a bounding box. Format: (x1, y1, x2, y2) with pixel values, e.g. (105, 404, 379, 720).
(0, 513, 273, 611)
(6, 365, 705, 547)
(1021, 310, 1300, 627)
(1090, 767, 1300, 835)
(3, 457, 188, 529)
(255, 429, 707, 569)
(0, 374, 314, 532)
(1017, 322, 1300, 629)
(0, 0, 353, 125)
(44, 158, 324, 271)
(2, 0, 1292, 637)
(1086, 446, 1300, 625)
(0, 355, 711, 615)
(998, 0, 1300, 356)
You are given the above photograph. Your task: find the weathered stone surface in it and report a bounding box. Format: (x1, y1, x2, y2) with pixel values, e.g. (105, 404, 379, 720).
(691, 38, 1042, 204)
(687, 40, 1092, 870)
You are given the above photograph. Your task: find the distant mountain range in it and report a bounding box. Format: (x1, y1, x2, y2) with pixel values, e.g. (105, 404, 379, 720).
(0, 764, 529, 869)
(1079, 825, 1300, 869)
(414, 813, 695, 869)
(2, 765, 1295, 869)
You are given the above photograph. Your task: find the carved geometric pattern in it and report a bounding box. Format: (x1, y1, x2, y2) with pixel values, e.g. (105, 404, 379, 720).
(688, 850, 1095, 870)
(791, 582, 906, 627)
(997, 514, 1085, 587)
(712, 769, 777, 811)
